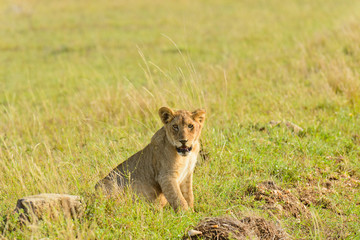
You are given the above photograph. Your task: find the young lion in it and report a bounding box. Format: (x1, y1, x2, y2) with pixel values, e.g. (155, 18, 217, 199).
(95, 107, 206, 211)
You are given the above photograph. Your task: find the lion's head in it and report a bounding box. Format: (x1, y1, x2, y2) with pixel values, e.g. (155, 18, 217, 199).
(159, 107, 206, 157)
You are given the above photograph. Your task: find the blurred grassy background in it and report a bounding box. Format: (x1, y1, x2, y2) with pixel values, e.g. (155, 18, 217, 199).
(1, 0, 360, 238)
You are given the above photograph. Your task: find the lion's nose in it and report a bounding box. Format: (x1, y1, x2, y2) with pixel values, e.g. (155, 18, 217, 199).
(179, 140, 188, 145)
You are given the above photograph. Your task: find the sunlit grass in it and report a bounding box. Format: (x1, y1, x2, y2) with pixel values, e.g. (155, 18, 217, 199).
(1, 0, 360, 239)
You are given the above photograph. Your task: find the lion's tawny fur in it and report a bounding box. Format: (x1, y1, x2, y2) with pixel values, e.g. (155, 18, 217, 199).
(95, 107, 206, 211)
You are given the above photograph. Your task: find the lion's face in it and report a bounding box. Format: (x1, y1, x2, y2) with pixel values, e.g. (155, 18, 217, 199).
(159, 107, 206, 157)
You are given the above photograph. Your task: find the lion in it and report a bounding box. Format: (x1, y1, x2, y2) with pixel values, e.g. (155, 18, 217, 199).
(95, 107, 206, 211)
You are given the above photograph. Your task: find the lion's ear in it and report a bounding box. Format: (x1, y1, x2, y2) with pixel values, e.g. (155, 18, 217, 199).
(192, 109, 206, 125)
(159, 107, 175, 124)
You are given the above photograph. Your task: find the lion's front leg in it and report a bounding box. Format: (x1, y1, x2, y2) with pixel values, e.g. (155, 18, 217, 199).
(158, 175, 188, 212)
(180, 173, 194, 209)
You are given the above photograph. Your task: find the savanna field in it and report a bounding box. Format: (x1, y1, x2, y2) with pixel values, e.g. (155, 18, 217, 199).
(1, 0, 360, 239)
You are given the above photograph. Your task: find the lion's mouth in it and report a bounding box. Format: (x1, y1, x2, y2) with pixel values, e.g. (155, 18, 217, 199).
(176, 145, 192, 154)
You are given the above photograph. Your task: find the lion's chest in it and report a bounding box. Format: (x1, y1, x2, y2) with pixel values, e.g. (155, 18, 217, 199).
(177, 152, 197, 184)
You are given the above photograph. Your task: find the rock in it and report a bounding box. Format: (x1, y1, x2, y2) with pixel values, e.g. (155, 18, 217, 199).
(284, 121, 304, 134)
(14, 193, 85, 223)
(269, 120, 304, 135)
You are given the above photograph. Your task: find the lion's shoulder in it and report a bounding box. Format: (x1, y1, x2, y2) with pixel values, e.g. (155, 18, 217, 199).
(150, 127, 166, 145)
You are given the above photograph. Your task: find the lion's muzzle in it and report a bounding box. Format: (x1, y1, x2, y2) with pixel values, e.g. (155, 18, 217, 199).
(176, 145, 193, 156)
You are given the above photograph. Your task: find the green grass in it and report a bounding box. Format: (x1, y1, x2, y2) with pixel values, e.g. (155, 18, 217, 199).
(1, 0, 360, 239)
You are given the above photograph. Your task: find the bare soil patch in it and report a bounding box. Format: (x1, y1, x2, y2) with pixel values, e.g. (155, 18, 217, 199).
(183, 216, 288, 240)
(299, 167, 360, 214)
(297, 186, 335, 211)
(247, 181, 311, 219)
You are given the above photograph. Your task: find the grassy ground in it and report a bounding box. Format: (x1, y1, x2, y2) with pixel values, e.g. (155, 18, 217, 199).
(1, 0, 360, 239)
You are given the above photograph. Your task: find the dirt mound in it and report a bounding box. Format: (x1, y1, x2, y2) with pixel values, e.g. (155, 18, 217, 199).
(247, 181, 311, 219)
(299, 165, 360, 214)
(183, 216, 287, 240)
(297, 185, 336, 212)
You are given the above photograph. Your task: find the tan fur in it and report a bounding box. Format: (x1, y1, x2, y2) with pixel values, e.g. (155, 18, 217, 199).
(95, 107, 206, 211)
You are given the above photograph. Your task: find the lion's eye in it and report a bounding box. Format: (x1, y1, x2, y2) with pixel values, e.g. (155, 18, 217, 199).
(172, 125, 178, 131)
(188, 124, 194, 129)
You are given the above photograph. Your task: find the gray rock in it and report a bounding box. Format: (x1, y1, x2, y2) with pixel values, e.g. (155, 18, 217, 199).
(285, 121, 304, 134)
(269, 120, 304, 135)
(14, 193, 85, 223)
